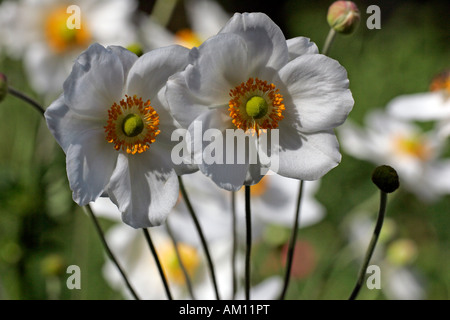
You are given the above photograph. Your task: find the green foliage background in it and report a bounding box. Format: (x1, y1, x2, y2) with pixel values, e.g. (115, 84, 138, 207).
(0, 0, 448, 299)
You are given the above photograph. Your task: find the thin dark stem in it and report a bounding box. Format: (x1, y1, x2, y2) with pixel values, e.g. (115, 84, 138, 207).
(83, 204, 140, 300)
(165, 220, 196, 300)
(8, 86, 45, 117)
(178, 176, 220, 300)
(142, 228, 173, 300)
(231, 191, 237, 300)
(349, 191, 388, 300)
(322, 28, 337, 56)
(279, 180, 304, 300)
(244, 185, 252, 300)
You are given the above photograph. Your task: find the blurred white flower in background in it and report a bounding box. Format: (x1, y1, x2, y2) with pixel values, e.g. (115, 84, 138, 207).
(345, 214, 426, 300)
(140, 0, 230, 50)
(91, 169, 324, 299)
(339, 109, 450, 202)
(0, 0, 138, 96)
(387, 69, 450, 139)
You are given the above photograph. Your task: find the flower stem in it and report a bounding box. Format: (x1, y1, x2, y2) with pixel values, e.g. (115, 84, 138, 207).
(322, 28, 337, 56)
(279, 180, 304, 300)
(83, 204, 140, 300)
(244, 185, 252, 300)
(7, 86, 45, 117)
(165, 220, 196, 300)
(231, 191, 238, 300)
(348, 191, 388, 300)
(142, 228, 173, 300)
(178, 176, 221, 300)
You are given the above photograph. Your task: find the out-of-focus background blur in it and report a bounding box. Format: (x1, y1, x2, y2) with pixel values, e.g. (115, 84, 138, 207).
(0, 0, 448, 299)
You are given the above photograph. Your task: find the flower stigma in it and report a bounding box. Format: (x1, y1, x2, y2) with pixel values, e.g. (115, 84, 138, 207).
(229, 78, 285, 136)
(105, 95, 160, 155)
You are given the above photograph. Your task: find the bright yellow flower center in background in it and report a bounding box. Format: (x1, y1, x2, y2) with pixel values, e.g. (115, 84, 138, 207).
(159, 242, 200, 285)
(175, 29, 203, 49)
(394, 134, 432, 161)
(229, 78, 285, 136)
(44, 7, 91, 54)
(105, 95, 160, 154)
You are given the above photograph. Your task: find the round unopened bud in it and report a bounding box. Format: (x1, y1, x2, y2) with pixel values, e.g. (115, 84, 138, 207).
(327, 1, 360, 34)
(0, 73, 8, 103)
(372, 165, 400, 193)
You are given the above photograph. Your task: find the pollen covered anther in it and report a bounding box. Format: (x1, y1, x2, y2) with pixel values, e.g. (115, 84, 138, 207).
(228, 77, 285, 135)
(105, 95, 160, 154)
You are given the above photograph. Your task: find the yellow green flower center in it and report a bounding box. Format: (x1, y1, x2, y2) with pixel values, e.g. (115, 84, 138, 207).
(229, 77, 285, 136)
(104, 95, 160, 155)
(394, 134, 432, 161)
(122, 114, 144, 137)
(246, 96, 268, 119)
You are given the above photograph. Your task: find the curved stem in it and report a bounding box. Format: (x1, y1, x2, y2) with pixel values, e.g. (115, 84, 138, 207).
(322, 28, 337, 56)
(244, 185, 252, 300)
(8, 86, 45, 117)
(279, 180, 304, 300)
(142, 228, 173, 300)
(349, 191, 387, 300)
(83, 205, 140, 300)
(165, 220, 196, 300)
(178, 176, 220, 300)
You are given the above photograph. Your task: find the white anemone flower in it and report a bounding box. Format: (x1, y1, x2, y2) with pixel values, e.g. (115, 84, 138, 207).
(45, 43, 191, 228)
(339, 109, 450, 202)
(140, 0, 230, 50)
(0, 0, 137, 96)
(387, 70, 450, 139)
(166, 12, 354, 191)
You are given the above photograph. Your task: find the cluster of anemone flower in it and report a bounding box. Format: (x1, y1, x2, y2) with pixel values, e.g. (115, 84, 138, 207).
(1, 0, 446, 301)
(44, 11, 354, 229)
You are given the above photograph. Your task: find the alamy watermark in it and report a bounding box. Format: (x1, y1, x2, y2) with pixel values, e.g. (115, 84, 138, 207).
(171, 122, 280, 175)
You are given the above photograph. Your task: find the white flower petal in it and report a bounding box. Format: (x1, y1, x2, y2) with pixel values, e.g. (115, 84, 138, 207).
(65, 128, 118, 206)
(107, 148, 179, 228)
(166, 69, 211, 129)
(277, 129, 341, 180)
(189, 109, 250, 191)
(219, 12, 289, 73)
(63, 43, 129, 119)
(286, 37, 319, 60)
(125, 45, 189, 102)
(387, 92, 450, 120)
(45, 94, 104, 152)
(279, 54, 354, 132)
(184, 33, 250, 103)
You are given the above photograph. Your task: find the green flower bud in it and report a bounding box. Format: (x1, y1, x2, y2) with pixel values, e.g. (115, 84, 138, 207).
(0, 73, 8, 103)
(327, 1, 360, 34)
(126, 43, 144, 57)
(371, 165, 400, 193)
